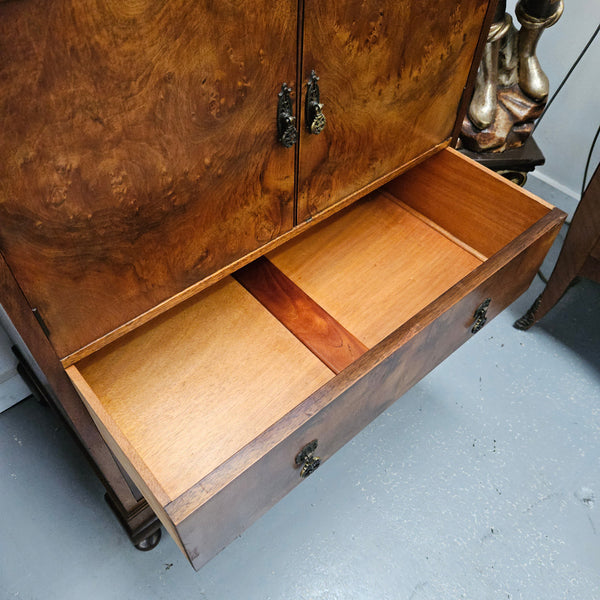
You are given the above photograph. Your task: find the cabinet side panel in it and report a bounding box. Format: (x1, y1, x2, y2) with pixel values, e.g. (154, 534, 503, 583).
(297, 0, 489, 220)
(0, 251, 152, 520)
(0, 0, 297, 358)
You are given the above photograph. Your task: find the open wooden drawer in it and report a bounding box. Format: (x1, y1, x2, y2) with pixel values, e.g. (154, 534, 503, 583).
(66, 149, 564, 569)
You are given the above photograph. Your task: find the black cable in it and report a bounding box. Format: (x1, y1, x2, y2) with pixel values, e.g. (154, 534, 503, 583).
(532, 23, 599, 134)
(581, 123, 600, 196)
(535, 124, 599, 285)
(530, 22, 599, 286)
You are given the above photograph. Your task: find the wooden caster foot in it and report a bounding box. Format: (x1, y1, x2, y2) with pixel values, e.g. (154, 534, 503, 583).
(135, 528, 162, 552)
(104, 492, 161, 550)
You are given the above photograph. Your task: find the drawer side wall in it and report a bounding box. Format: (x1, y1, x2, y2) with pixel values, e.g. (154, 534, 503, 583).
(384, 148, 552, 258)
(66, 365, 189, 558)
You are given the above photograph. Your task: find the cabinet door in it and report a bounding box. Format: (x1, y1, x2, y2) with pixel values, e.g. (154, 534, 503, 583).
(0, 0, 297, 358)
(297, 0, 488, 221)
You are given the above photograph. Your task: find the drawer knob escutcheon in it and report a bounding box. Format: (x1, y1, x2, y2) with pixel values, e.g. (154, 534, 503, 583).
(295, 439, 321, 478)
(471, 297, 491, 333)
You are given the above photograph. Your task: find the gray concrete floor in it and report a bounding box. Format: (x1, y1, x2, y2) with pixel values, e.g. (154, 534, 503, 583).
(2, 182, 599, 599)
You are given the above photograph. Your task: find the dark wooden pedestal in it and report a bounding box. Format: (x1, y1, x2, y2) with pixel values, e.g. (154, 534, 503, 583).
(515, 161, 600, 329)
(460, 137, 545, 186)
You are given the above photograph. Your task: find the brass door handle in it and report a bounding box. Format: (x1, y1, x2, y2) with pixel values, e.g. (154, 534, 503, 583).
(277, 83, 298, 148)
(305, 70, 326, 135)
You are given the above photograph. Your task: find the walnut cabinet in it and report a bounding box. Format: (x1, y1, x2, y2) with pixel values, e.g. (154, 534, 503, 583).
(0, 0, 565, 570)
(0, 0, 489, 360)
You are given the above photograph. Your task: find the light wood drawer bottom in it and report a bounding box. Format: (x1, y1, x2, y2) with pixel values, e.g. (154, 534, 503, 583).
(67, 149, 564, 569)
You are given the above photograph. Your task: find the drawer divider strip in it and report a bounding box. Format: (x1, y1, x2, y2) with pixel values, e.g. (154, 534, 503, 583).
(234, 257, 368, 374)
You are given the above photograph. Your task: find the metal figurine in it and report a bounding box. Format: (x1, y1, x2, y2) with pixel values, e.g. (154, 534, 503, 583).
(460, 0, 563, 153)
(468, 12, 513, 129)
(516, 0, 564, 101)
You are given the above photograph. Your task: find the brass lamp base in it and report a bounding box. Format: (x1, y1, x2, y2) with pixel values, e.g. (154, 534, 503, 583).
(460, 83, 545, 153)
(460, 0, 563, 154)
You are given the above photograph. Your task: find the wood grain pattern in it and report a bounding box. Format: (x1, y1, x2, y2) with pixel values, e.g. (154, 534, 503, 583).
(66, 366, 171, 506)
(168, 209, 564, 570)
(66, 363, 189, 558)
(297, 0, 489, 221)
(60, 140, 449, 368)
(234, 257, 368, 374)
(269, 192, 483, 347)
(74, 277, 333, 501)
(1, 0, 565, 573)
(0, 0, 297, 358)
(384, 148, 552, 258)
(380, 192, 488, 262)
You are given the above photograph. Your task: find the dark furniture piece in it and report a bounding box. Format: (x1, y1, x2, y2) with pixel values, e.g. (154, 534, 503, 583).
(461, 136, 545, 186)
(516, 161, 600, 328)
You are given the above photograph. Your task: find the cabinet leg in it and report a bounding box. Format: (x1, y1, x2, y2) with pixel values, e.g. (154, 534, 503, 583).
(515, 162, 600, 329)
(104, 492, 162, 550)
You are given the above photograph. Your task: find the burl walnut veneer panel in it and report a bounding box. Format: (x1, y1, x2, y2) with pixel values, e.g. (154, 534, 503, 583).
(297, 0, 488, 220)
(0, 0, 297, 358)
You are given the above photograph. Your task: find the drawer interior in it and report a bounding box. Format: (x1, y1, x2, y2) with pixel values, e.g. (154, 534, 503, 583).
(267, 192, 483, 349)
(72, 278, 334, 501)
(66, 148, 559, 564)
(236, 147, 552, 365)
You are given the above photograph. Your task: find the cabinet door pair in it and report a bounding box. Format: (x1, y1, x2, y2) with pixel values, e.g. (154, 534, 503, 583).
(0, 0, 487, 358)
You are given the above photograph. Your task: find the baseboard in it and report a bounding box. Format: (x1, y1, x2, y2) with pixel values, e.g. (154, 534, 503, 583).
(0, 325, 30, 412)
(530, 171, 580, 200)
(526, 171, 581, 217)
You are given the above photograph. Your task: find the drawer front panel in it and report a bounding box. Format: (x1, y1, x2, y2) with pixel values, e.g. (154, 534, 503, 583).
(168, 210, 562, 569)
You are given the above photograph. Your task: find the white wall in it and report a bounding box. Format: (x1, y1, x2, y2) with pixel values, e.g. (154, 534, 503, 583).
(506, 0, 600, 199)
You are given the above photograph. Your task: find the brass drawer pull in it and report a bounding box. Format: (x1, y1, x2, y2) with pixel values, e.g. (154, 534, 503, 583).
(277, 83, 298, 148)
(295, 439, 321, 478)
(471, 297, 491, 333)
(305, 70, 326, 135)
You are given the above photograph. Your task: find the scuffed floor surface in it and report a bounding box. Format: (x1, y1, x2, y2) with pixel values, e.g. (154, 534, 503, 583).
(1, 259, 599, 599)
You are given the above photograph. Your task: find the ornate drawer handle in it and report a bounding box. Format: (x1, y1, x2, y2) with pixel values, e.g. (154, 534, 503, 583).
(305, 70, 326, 135)
(277, 83, 298, 148)
(295, 439, 321, 478)
(471, 297, 491, 333)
